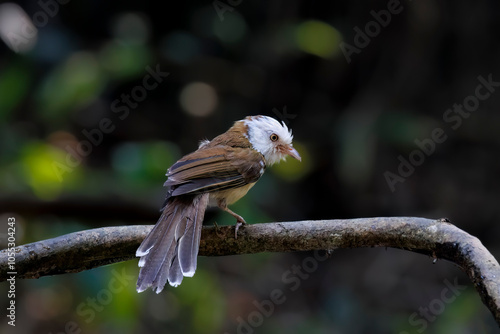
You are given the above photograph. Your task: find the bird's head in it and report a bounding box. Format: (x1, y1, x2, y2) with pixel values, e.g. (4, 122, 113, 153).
(243, 115, 301, 165)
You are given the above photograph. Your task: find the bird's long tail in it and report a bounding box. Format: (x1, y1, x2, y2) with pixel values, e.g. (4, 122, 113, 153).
(136, 193, 209, 293)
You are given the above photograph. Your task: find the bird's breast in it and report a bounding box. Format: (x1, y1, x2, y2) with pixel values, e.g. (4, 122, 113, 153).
(209, 182, 256, 206)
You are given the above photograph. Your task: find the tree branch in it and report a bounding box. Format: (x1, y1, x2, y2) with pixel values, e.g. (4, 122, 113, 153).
(1, 217, 499, 325)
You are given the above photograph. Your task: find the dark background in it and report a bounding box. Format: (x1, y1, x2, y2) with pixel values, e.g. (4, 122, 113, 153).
(1, 0, 500, 333)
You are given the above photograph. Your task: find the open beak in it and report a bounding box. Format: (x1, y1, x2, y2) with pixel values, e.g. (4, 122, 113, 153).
(285, 145, 301, 162)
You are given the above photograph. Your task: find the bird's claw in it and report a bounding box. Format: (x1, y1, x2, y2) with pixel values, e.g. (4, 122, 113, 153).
(234, 220, 246, 239)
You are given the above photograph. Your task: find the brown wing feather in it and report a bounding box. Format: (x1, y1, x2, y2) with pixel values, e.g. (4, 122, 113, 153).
(164, 146, 265, 196)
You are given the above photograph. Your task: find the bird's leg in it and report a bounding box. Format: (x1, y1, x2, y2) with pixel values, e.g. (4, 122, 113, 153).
(217, 200, 247, 239)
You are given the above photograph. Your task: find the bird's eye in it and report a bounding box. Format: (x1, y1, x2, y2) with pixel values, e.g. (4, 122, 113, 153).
(270, 133, 279, 142)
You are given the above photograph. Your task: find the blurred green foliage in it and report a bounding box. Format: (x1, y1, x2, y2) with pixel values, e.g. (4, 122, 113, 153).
(0, 61, 31, 120)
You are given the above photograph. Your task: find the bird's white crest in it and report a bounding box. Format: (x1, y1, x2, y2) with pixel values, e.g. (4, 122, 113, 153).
(244, 116, 294, 165)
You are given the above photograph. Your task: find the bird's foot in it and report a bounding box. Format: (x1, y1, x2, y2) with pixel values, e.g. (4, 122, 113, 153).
(234, 219, 246, 239)
(216, 200, 247, 239)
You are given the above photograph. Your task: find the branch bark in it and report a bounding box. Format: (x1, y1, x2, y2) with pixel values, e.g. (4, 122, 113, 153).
(1, 217, 499, 325)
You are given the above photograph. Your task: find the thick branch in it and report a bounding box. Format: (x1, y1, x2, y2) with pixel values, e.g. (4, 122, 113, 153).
(1, 217, 499, 325)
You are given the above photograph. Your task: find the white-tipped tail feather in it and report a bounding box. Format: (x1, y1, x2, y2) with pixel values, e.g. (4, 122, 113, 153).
(136, 194, 209, 293)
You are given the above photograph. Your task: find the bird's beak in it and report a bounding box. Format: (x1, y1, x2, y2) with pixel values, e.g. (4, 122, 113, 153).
(285, 145, 301, 162)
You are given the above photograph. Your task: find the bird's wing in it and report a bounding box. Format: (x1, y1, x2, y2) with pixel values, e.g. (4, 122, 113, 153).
(164, 146, 265, 197)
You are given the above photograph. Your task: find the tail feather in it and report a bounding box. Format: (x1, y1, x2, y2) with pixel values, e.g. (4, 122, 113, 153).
(148, 238, 177, 293)
(136, 209, 170, 257)
(136, 216, 176, 292)
(167, 252, 184, 287)
(136, 194, 209, 293)
(178, 194, 208, 276)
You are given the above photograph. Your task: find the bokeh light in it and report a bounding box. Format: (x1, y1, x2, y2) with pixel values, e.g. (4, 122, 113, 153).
(179, 82, 218, 117)
(22, 142, 67, 200)
(212, 12, 247, 44)
(160, 31, 200, 64)
(0, 3, 37, 53)
(295, 20, 342, 58)
(110, 12, 151, 45)
(37, 52, 104, 121)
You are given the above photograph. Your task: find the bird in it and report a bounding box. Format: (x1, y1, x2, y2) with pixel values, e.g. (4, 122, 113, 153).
(136, 115, 301, 293)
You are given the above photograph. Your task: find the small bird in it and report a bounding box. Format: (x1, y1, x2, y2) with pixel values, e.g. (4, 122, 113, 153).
(136, 115, 301, 293)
